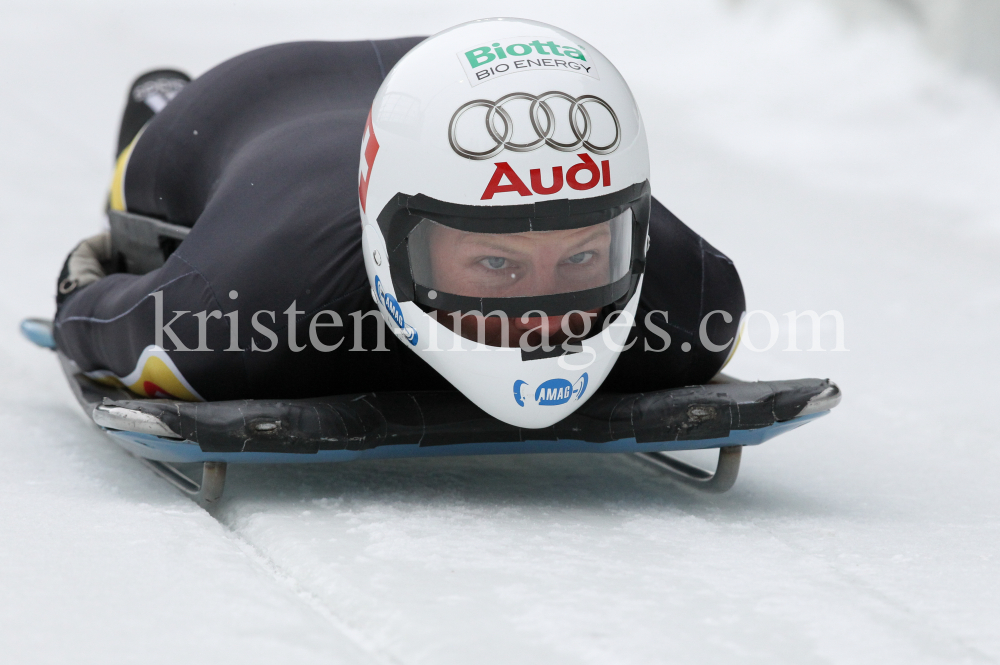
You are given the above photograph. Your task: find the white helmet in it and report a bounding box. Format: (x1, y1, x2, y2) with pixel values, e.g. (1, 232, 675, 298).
(360, 18, 651, 428)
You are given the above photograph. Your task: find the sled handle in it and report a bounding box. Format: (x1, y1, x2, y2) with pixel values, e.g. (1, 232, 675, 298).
(136, 458, 227, 507)
(636, 446, 742, 493)
(797, 383, 842, 417)
(93, 404, 182, 439)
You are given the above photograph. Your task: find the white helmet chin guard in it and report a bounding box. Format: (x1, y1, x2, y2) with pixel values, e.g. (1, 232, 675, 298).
(360, 17, 651, 429)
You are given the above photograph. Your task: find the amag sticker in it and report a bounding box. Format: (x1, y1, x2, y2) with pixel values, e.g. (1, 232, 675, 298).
(457, 36, 599, 87)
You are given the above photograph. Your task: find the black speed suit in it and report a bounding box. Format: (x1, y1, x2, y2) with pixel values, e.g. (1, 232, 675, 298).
(53, 39, 745, 402)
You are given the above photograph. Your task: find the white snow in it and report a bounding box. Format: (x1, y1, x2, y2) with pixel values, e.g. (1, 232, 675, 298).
(2, 1, 999, 663)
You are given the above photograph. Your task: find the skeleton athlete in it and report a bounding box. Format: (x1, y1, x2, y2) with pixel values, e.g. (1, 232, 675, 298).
(53, 34, 745, 414)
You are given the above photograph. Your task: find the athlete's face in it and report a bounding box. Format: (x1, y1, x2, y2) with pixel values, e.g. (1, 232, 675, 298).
(427, 224, 611, 347)
(427, 224, 613, 298)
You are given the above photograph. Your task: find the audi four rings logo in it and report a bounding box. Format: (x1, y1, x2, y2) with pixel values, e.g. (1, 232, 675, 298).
(449, 91, 621, 161)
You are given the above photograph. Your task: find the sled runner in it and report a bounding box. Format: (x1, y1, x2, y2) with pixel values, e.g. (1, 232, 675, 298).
(21, 317, 840, 505)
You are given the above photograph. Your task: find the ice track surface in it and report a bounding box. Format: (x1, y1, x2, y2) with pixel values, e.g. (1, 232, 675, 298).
(2, 1, 1000, 663)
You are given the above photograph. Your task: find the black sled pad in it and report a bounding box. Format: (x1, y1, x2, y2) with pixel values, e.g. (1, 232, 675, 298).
(63, 353, 839, 464)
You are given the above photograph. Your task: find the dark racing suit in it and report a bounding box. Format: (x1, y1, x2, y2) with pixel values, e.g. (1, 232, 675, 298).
(54, 39, 746, 402)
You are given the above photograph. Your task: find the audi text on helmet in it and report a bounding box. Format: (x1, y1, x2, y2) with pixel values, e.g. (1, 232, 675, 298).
(480, 154, 612, 200)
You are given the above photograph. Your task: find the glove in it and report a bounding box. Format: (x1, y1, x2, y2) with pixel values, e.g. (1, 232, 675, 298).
(56, 232, 120, 307)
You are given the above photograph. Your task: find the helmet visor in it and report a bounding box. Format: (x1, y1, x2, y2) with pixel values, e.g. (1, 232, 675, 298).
(407, 208, 633, 303)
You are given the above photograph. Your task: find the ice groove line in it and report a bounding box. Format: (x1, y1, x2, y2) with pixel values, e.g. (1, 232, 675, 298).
(212, 511, 402, 665)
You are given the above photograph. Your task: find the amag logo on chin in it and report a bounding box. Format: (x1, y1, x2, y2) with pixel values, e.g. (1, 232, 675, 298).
(457, 36, 600, 87)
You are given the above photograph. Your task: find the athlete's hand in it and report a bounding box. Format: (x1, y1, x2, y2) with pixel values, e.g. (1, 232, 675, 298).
(56, 232, 119, 306)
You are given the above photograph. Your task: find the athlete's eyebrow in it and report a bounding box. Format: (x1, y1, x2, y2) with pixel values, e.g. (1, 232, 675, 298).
(563, 225, 611, 252)
(455, 234, 534, 257)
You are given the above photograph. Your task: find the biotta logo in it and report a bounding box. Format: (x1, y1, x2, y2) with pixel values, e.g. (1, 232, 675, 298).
(513, 374, 589, 407)
(374, 276, 418, 346)
(457, 37, 599, 87)
(449, 92, 620, 161)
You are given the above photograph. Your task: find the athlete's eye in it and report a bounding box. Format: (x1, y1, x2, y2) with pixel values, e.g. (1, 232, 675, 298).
(480, 256, 508, 270)
(564, 251, 594, 265)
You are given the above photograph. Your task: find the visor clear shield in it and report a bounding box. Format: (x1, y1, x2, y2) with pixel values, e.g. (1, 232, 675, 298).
(407, 208, 633, 300)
